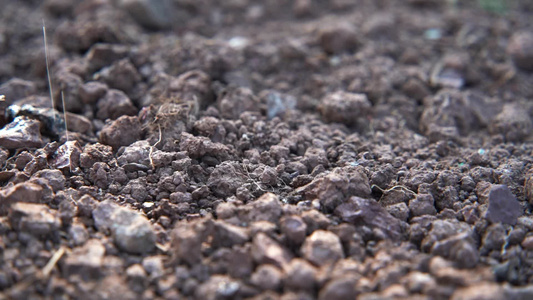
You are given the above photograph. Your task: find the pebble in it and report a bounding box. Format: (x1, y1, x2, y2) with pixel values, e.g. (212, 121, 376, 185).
(451, 283, 504, 300)
(79, 81, 108, 105)
(218, 87, 261, 120)
(251, 264, 283, 291)
(110, 206, 157, 254)
(301, 230, 344, 267)
(521, 235, 533, 250)
(335, 196, 405, 241)
(280, 215, 307, 246)
(9, 202, 60, 237)
(0, 78, 36, 103)
(318, 23, 359, 55)
(409, 193, 437, 217)
(211, 220, 249, 248)
(195, 275, 241, 300)
(96, 89, 137, 120)
(171, 219, 211, 265)
(85, 44, 129, 73)
(62, 239, 105, 279)
(252, 233, 293, 269)
(507, 31, 533, 72)
(142, 255, 165, 279)
(431, 232, 479, 269)
(120, 0, 173, 30)
(484, 184, 522, 225)
(0, 182, 45, 215)
(318, 276, 358, 300)
(0, 116, 44, 150)
(99, 115, 142, 150)
(283, 258, 317, 292)
(319, 91, 371, 126)
(489, 104, 532, 142)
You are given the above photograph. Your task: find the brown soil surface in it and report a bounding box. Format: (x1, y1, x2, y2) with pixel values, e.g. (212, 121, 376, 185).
(1, 0, 533, 299)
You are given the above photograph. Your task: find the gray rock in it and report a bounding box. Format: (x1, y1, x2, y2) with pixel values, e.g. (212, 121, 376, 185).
(93, 200, 120, 232)
(195, 275, 241, 300)
(484, 184, 522, 225)
(505, 284, 533, 300)
(142, 255, 165, 279)
(33, 170, 66, 192)
(110, 207, 156, 254)
(409, 193, 437, 217)
(335, 196, 406, 241)
(431, 232, 479, 269)
(68, 223, 89, 246)
(252, 233, 292, 268)
(9, 202, 60, 237)
(385, 202, 410, 222)
(120, 0, 173, 30)
(50, 141, 82, 171)
(301, 230, 344, 267)
(251, 264, 283, 291)
(0, 116, 43, 150)
(62, 239, 105, 280)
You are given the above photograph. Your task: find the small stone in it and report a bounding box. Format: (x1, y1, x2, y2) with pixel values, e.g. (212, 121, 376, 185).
(246, 193, 283, 224)
(54, 71, 83, 112)
(211, 220, 249, 248)
(92, 200, 120, 232)
(97, 58, 142, 93)
(484, 184, 522, 225)
(409, 194, 437, 217)
(507, 31, 533, 72)
(319, 23, 359, 55)
(301, 230, 344, 267)
(385, 202, 410, 222)
(126, 264, 147, 292)
(335, 196, 405, 241)
(451, 283, 505, 300)
(0, 78, 35, 103)
(171, 219, 211, 265)
(120, 0, 173, 30)
(50, 141, 82, 171)
(110, 207, 157, 254)
(319, 91, 371, 126)
(252, 233, 293, 268)
(9, 202, 60, 237)
(431, 232, 479, 269)
(0, 116, 43, 150)
(0, 182, 44, 214)
(318, 276, 358, 300)
(218, 87, 261, 120)
(96, 89, 137, 121)
(142, 255, 165, 279)
(86, 44, 129, 73)
(195, 275, 240, 300)
(283, 258, 317, 292)
(280, 215, 307, 246)
(489, 104, 532, 142)
(79, 81, 108, 105)
(68, 223, 89, 246)
(481, 223, 506, 253)
(62, 239, 105, 280)
(65, 112, 93, 134)
(99, 115, 141, 150)
(521, 235, 533, 250)
(251, 264, 283, 291)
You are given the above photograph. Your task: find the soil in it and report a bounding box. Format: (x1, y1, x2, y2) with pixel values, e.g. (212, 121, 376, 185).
(1, 0, 533, 299)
